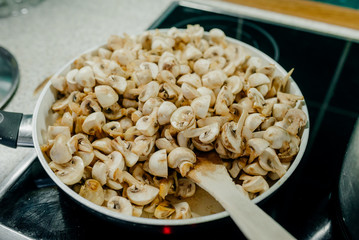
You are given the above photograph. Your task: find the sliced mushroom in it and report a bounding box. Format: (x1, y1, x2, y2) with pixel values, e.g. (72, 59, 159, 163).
(49, 156, 84, 185)
(221, 109, 248, 154)
(258, 147, 286, 178)
(191, 95, 211, 119)
(263, 126, 291, 150)
(138, 81, 160, 102)
(170, 106, 196, 131)
(148, 149, 168, 178)
(131, 135, 156, 160)
(92, 161, 108, 186)
(50, 134, 72, 164)
(182, 122, 220, 144)
(241, 175, 269, 194)
(82, 112, 106, 135)
(106, 151, 125, 180)
(154, 201, 175, 219)
(280, 108, 307, 135)
(112, 137, 139, 167)
(102, 121, 123, 138)
(277, 92, 304, 107)
(177, 73, 202, 88)
(136, 109, 159, 137)
(47, 126, 71, 141)
(246, 138, 270, 163)
(202, 69, 227, 89)
(157, 101, 177, 125)
(126, 184, 159, 205)
(168, 147, 196, 177)
(75, 66, 96, 88)
(94, 85, 119, 108)
(92, 137, 113, 155)
(171, 202, 191, 219)
(244, 113, 266, 132)
(176, 178, 196, 198)
(243, 162, 268, 176)
(107, 196, 133, 216)
(79, 179, 105, 205)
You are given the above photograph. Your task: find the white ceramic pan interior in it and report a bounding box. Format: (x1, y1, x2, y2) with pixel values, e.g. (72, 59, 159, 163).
(32, 31, 310, 226)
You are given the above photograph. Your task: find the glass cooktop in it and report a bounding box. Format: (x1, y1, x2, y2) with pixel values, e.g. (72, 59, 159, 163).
(1, 1, 358, 239)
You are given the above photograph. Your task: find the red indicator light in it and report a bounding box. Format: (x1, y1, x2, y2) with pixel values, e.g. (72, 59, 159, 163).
(162, 226, 172, 235)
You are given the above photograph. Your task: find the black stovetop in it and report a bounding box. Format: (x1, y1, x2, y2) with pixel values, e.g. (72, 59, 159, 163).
(1, 2, 358, 239)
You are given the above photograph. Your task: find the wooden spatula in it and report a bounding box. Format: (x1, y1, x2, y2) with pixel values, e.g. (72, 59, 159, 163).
(187, 151, 296, 240)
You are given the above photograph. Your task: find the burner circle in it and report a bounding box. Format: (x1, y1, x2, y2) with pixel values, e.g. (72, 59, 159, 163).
(0, 47, 19, 108)
(173, 15, 280, 61)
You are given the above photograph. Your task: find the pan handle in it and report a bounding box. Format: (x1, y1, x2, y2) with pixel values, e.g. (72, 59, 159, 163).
(0, 110, 33, 148)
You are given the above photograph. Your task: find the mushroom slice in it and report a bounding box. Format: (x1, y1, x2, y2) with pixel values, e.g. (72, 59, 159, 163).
(154, 201, 175, 219)
(106, 75, 127, 94)
(177, 73, 202, 88)
(225, 75, 244, 95)
(75, 151, 94, 167)
(92, 161, 108, 186)
(197, 87, 216, 107)
(263, 126, 291, 150)
(247, 73, 271, 88)
(136, 109, 159, 137)
(112, 137, 139, 167)
(107, 196, 133, 216)
(176, 178, 196, 198)
(107, 151, 125, 180)
(94, 85, 119, 108)
(182, 123, 220, 144)
(140, 62, 159, 79)
(191, 95, 211, 119)
(82, 112, 106, 135)
(215, 85, 235, 116)
(92, 137, 113, 155)
(246, 138, 270, 163)
(197, 116, 231, 128)
(192, 137, 214, 152)
(157, 101, 177, 125)
(49, 156, 84, 185)
(243, 162, 268, 176)
(158, 177, 175, 199)
(277, 92, 304, 107)
(79, 179, 105, 205)
(241, 175, 269, 194)
(47, 126, 71, 141)
(259, 147, 286, 178)
(202, 69, 227, 89)
(75, 66, 96, 88)
(50, 134, 72, 164)
(138, 81, 160, 102)
(102, 121, 123, 138)
(281, 108, 307, 135)
(168, 147, 196, 177)
(158, 51, 180, 77)
(148, 149, 168, 178)
(171, 202, 192, 219)
(131, 135, 156, 159)
(221, 109, 248, 154)
(193, 59, 210, 76)
(273, 103, 291, 121)
(80, 94, 102, 116)
(170, 106, 196, 131)
(126, 184, 159, 205)
(244, 113, 266, 132)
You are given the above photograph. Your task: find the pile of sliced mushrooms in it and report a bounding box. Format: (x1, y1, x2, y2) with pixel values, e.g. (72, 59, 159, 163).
(42, 25, 307, 219)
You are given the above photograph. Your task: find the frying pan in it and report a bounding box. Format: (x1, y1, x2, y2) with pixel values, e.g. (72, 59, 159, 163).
(0, 30, 310, 229)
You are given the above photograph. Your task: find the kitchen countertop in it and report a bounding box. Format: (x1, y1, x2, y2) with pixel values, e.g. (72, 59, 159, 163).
(1, 0, 359, 188)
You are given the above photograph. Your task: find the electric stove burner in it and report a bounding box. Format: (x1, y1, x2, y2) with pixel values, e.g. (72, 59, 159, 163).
(0, 47, 19, 108)
(172, 15, 280, 61)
